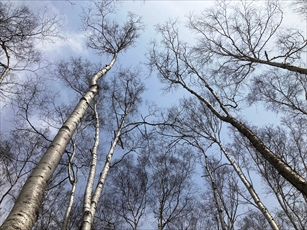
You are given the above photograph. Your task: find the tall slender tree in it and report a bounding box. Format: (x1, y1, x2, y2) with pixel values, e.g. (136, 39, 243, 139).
(147, 139, 197, 230)
(81, 69, 145, 230)
(148, 15, 307, 196)
(164, 97, 280, 229)
(0, 1, 143, 229)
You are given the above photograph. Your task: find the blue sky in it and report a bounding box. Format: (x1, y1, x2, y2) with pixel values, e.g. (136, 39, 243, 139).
(12, 0, 303, 112)
(0, 0, 215, 137)
(1, 0, 306, 228)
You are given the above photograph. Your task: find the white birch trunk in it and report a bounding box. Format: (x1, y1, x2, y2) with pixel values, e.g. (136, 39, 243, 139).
(158, 216, 163, 230)
(82, 103, 100, 229)
(226, 117, 307, 196)
(249, 148, 302, 230)
(61, 132, 79, 230)
(203, 152, 227, 230)
(81, 113, 127, 230)
(216, 141, 280, 230)
(0, 54, 117, 230)
(177, 79, 307, 196)
(61, 178, 76, 230)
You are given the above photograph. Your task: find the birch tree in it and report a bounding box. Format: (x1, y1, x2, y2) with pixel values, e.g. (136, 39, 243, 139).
(60, 124, 81, 230)
(166, 97, 280, 229)
(188, 0, 307, 76)
(230, 124, 307, 229)
(81, 69, 145, 230)
(148, 15, 307, 196)
(201, 152, 228, 230)
(54, 56, 110, 229)
(0, 1, 143, 229)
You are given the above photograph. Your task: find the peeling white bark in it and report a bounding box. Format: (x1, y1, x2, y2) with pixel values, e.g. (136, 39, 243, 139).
(61, 130, 79, 230)
(61, 179, 76, 230)
(82, 103, 100, 230)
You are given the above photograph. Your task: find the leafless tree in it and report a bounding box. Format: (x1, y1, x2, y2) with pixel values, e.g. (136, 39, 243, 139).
(188, 0, 307, 76)
(291, 0, 307, 19)
(248, 70, 307, 119)
(0, 1, 143, 228)
(147, 138, 197, 230)
(148, 16, 307, 196)
(94, 154, 151, 230)
(230, 124, 307, 230)
(0, 2, 63, 84)
(0, 131, 45, 217)
(0, 75, 54, 223)
(92, 188, 127, 230)
(166, 97, 280, 229)
(81, 69, 145, 230)
(237, 210, 271, 230)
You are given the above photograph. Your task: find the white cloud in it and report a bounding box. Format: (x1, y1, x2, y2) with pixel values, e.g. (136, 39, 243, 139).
(39, 31, 87, 55)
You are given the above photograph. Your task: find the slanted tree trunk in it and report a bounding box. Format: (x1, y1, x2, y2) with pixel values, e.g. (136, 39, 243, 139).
(215, 140, 280, 230)
(226, 116, 307, 196)
(149, 16, 307, 197)
(0, 54, 117, 230)
(61, 124, 82, 230)
(175, 71, 307, 196)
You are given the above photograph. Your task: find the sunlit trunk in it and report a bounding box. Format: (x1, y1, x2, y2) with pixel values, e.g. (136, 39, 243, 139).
(0, 54, 117, 230)
(81, 113, 127, 230)
(216, 140, 280, 230)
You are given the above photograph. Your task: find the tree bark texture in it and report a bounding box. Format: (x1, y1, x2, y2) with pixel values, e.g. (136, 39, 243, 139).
(81, 113, 127, 230)
(225, 117, 307, 196)
(0, 54, 117, 230)
(216, 141, 280, 230)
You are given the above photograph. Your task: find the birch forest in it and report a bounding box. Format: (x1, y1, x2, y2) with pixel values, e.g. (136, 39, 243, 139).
(0, 0, 307, 229)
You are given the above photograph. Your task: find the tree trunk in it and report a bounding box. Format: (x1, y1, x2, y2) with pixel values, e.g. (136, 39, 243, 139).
(216, 140, 280, 230)
(178, 80, 307, 196)
(62, 123, 80, 230)
(82, 102, 100, 229)
(226, 117, 307, 196)
(61, 179, 76, 230)
(203, 153, 227, 230)
(247, 57, 307, 75)
(0, 54, 117, 230)
(81, 113, 127, 230)
(0, 43, 10, 84)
